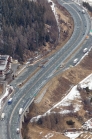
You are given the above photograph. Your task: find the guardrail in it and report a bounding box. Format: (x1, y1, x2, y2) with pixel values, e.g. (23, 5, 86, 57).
(19, 98, 34, 139)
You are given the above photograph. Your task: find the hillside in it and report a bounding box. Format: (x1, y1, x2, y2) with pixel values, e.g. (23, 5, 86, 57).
(0, 0, 58, 62)
(21, 2, 92, 139)
(22, 44, 92, 139)
(21, 1, 75, 139)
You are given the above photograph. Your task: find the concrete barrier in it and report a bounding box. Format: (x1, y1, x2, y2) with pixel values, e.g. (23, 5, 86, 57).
(19, 98, 34, 139)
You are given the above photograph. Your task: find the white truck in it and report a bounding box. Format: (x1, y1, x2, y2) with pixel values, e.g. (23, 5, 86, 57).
(1, 113, 5, 120)
(19, 108, 23, 115)
(83, 48, 88, 53)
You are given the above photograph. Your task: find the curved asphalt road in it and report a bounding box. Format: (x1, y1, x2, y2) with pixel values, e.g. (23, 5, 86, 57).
(0, 0, 91, 139)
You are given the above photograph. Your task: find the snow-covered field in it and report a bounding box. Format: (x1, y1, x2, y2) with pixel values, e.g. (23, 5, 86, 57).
(64, 131, 83, 139)
(0, 85, 14, 110)
(47, 0, 60, 33)
(30, 73, 92, 139)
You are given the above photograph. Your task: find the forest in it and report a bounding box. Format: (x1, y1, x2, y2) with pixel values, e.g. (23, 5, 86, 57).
(83, 2, 92, 12)
(0, 0, 58, 61)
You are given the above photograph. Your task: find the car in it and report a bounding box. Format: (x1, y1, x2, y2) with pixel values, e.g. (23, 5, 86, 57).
(1, 113, 5, 120)
(19, 108, 23, 115)
(73, 58, 78, 64)
(82, 9, 85, 14)
(16, 128, 20, 134)
(8, 98, 13, 105)
(83, 48, 88, 53)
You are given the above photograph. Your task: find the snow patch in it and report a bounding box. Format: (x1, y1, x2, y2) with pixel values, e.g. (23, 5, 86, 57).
(80, 73, 92, 90)
(43, 133, 54, 139)
(47, 0, 60, 33)
(30, 85, 81, 122)
(31, 73, 92, 123)
(64, 131, 82, 139)
(82, 118, 92, 130)
(0, 85, 14, 109)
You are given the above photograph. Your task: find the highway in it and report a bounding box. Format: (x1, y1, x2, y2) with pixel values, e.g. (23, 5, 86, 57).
(54, 1, 92, 75)
(0, 0, 91, 139)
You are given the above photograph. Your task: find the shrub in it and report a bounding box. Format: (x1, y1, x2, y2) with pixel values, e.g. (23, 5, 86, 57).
(66, 120, 75, 125)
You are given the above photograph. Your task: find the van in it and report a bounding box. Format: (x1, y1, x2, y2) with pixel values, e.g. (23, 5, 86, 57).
(1, 113, 5, 120)
(19, 108, 23, 115)
(8, 98, 13, 105)
(73, 58, 78, 64)
(83, 48, 88, 53)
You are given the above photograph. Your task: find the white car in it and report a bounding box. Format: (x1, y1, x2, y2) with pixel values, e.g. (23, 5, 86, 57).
(1, 113, 5, 120)
(82, 9, 85, 14)
(19, 108, 23, 115)
(16, 128, 20, 134)
(83, 48, 88, 53)
(73, 58, 78, 64)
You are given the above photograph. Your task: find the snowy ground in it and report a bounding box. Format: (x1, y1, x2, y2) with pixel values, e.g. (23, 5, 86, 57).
(30, 73, 92, 139)
(64, 131, 83, 139)
(82, 118, 92, 130)
(30, 1, 92, 138)
(0, 85, 14, 110)
(80, 73, 92, 90)
(47, 0, 60, 33)
(73, 0, 92, 6)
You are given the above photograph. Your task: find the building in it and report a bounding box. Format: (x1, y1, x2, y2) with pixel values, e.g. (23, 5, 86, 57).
(0, 55, 12, 80)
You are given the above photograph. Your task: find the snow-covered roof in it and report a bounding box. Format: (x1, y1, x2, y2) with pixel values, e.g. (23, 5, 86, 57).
(0, 85, 14, 109)
(0, 55, 9, 71)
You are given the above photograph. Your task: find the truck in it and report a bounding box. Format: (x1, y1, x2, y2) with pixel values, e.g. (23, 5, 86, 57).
(83, 48, 88, 53)
(19, 108, 23, 115)
(8, 97, 13, 105)
(16, 128, 20, 134)
(1, 113, 5, 120)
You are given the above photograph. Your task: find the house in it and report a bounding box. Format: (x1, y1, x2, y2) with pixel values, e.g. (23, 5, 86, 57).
(0, 55, 12, 80)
